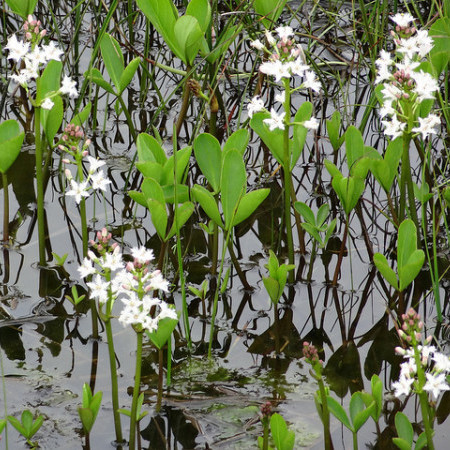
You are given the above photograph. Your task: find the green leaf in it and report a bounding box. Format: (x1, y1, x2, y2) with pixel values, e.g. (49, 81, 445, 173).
(71, 102, 92, 127)
(263, 276, 280, 304)
(37, 60, 62, 103)
(393, 437, 414, 450)
(250, 112, 287, 165)
(294, 202, 315, 226)
(146, 316, 178, 349)
(119, 57, 141, 94)
(429, 18, 450, 75)
(100, 33, 124, 92)
(146, 200, 167, 239)
(370, 374, 383, 420)
(326, 395, 353, 431)
(270, 413, 288, 450)
(137, 133, 167, 165)
(42, 95, 63, 144)
(326, 110, 342, 151)
(136, 162, 163, 182)
(222, 129, 249, 157)
(194, 133, 222, 193)
(415, 431, 428, 450)
(253, 0, 287, 28)
(292, 102, 313, 169)
(162, 184, 190, 204)
(373, 253, 399, 290)
(185, 0, 211, 33)
(395, 412, 414, 447)
(136, 0, 182, 60)
(78, 408, 94, 432)
(5, 0, 38, 18)
(0, 120, 24, 174)
(233, 188, 270, 226)
(221, 149, 246, 230)
(370, 138, 402, 192)
(165, 202, 194, 241)
(85, 68, 116, 94)
(345, 126, 365, 174)
(331, 173, 365, 216)
(191, 185, 224, 228)
(163, 146, 192, 186)
(174, 15, 203, 65)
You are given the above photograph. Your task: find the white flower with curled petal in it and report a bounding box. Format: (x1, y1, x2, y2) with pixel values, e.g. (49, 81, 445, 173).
(66, 179, 90, 203)
(263, 109, 285, 131)
(250, 39, 265, 51)
(91, 170, 111, 192)
(131, 246, 154, 264)
(423, 372, 450, 399)
(303, 117, 319, 130)
(391, 13, 414, 27)
(60, 75, 78, 98)
(247, 96, 265, 118)
(303, 71, 321, 93)
(41, 98, 54, 110)
(87, 156, 105, 173)
(412, 114, 440, 139)
(275, 26, 294, 41)
(78, 257, 96, 278)
(5, 34, 30, 62)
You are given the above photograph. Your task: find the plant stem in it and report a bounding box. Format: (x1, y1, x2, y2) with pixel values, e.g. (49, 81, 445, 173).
(352, 431, 358, 450)
(156, 349, 163, 412)
(282, 78, 294, 282)
(2, 173, 8, 243)
(105, 319, 123, 444)
(208, 227, 233, 358)
(176, 66, 192, 137)
(317, 377, 333, 450)
(129, 331, 143, 450)
(76, 161, 88, 257)
(35, 106, 46, 265)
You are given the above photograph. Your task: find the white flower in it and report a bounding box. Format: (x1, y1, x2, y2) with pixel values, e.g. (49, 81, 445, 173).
(10, 71, 31, 86)
(289, 58, 309, 78)
(275, 26, 294, 41)
(382, 116, 406, 140)
(411, 70, 439, 102)
(433, 352, 450, 373)
(60, 75, 78, 98)
(41, 97, 54, 110)
(303, 117, 319, 130)
(423, 372, 450, 399)
(379, 100, 395, 118)
(5, 34, 30, 62)
(381, 83, 402, 102)
(260, 60, 291, 82)
(412, 114, 440, 139)
(250, 39, 264, 51)
(391, 13, 415, 28)
(66, 179, 90, 203)
(41, 41, 63, 61)
(397, 36, 420, 60)
(375, 50, 394, 68)
(375, 64, 392, 84)
(275, 91, 285, 103)
(103, 247, 123, 271)
(149, 270, 169, 292)
(265, 30, 276, 46)
(91, 170, 111, 192)
(78, 257, 96, 278)
(86, 275, 110, 304)
(247, 96, 265, 118)
(302, 71, 321, 93)
(87, 156, 105, 173)
(415, 30, 434, 58)
(25, 47, 47, 67)
(400, 359, 417, 378)
(158, 302, 178, 320)
(131, 246, 154, 264)
(392, 374, 414, 397)
(263, 108, 285, 131)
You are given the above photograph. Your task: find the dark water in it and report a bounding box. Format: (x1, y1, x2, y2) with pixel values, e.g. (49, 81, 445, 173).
(1, 1, 449, 448)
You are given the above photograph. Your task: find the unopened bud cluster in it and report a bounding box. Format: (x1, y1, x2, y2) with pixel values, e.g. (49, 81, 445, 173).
(391, 308, 450, 399)
(23, 15, 46, 44)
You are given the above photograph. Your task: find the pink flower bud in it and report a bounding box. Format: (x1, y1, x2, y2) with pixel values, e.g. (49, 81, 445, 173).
(425, 335, 433, 344)
(62, 158, 71, 164)
(25, 32, 32, 40)
(126, 262, 134, 272)
(395, 346, 406, 355)
(82, 150, 88, 157)
(40, 30, 47, 37)
(415, 332, 421, 341)
(85, 139, 91, 146)
(27, 14, 33, 22)
(64, 169, 72, 179)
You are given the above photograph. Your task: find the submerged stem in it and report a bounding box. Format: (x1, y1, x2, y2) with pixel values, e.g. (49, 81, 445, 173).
(129, 331, 143, 449)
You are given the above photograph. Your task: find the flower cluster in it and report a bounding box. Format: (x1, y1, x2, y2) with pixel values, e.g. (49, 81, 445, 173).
(392, 308, 450, 399)
(375, 13, 440, 140)
(5, 15, 78, 106)
(78, 229, 176, 333)
(247, 26, 321, 131)
(58, 124, 111, 203)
